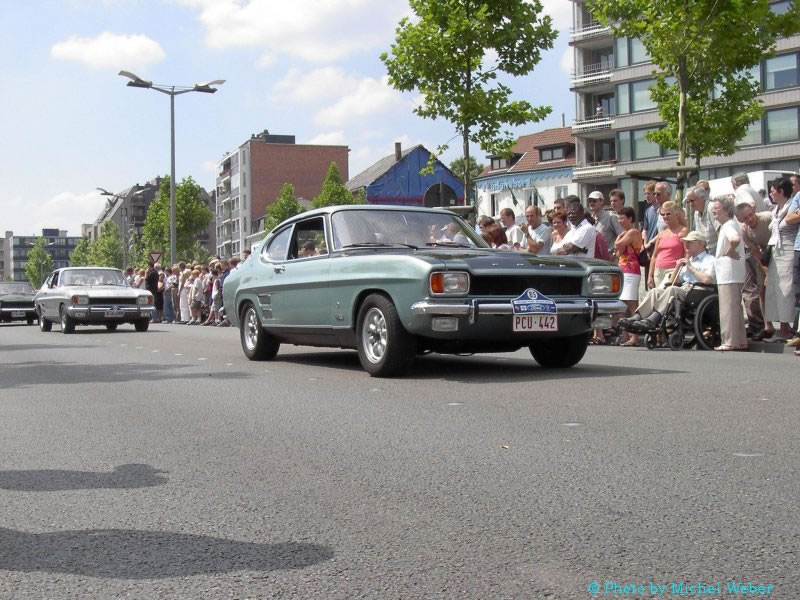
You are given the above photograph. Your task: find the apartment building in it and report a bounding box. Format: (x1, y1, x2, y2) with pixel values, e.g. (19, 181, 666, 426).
(568, 0, 800, 211)
(2, 229, 81, 282)
(215, 130, 348, 257)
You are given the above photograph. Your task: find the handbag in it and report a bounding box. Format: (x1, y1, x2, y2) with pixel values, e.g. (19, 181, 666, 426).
(760, 246, 772, 268)
(637, 246, 650, 268)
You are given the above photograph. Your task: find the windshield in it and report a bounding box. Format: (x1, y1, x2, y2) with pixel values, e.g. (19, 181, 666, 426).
(331, 210, 487, 250)
(0, 282, 35, 295)
(62, 269, 127, 287)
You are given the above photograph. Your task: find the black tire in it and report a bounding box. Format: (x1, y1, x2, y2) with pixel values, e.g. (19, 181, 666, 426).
(106, 323, 118, 331)
(645, 333, 658, 350)
(60, 305, 75, 334)
(39, 312, 52, 332)
(356, 294, 416, 377)
(694, 294, 721, 351)
(668, 330, 683, 351)
(134, 319, 150, 332)
(26, 315, 35, 325)
(240, 303, 280, 361)
(528, 332, 591, 369)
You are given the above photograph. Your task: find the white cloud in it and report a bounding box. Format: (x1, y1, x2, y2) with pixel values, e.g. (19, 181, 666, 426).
(6, 191, 109, 238)
(178, 0, 404, 62)
(255, 53, 276, 68)
(51, 32, 165, 71)
(307, 131, 347, 145)
(540, 0, 572, 30)
(559, 47, 574, 75)
(313, 75, 407, 127)
(273, 67, 360, 103)
(201, 160, 218, 172)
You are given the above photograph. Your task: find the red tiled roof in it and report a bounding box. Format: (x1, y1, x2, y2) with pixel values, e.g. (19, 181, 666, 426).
(475, 126, 576, 179)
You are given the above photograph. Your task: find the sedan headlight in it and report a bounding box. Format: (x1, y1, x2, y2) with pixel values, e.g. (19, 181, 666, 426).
(589, 273, 621, 295)
(137, 295, 153, 305)
(429, 271, 469, 296)
(71, 295, 89, 305)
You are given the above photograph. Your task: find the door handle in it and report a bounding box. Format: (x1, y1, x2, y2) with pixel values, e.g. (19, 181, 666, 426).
(273, 265, 285, 274)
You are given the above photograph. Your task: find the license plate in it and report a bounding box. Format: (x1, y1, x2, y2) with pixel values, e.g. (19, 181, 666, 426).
(513, 314, 558, 332)
(11, 311, 24, 317)
(105, 310, 125, 317)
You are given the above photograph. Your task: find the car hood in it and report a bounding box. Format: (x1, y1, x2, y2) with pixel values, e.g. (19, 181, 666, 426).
(410, 248, 610, 275)
(58, 286, 150, 297)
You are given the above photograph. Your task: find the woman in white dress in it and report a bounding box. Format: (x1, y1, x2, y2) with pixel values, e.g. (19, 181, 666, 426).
(764, 178, 798, 341)
(179, 268, 192, 323)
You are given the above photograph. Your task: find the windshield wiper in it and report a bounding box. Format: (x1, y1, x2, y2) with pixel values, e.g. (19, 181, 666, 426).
(342, 242, 419, 249)
(426, 241, 472, 248)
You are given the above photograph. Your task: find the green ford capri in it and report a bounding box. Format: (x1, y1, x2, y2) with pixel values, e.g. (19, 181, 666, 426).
(223, 205, 625, 377)
(0, 281, 37, 325)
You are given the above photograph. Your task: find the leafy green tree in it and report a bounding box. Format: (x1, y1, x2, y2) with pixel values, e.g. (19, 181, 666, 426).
(142, 175, 213, 264)
(266, 183, 304, 232)
(69, 237, 92, 267)
(449, 156, 485, 184)
(381, 0, 557, 201)
(88, 220, 123, 269)
(590, 0, 800, 185)
(184, 241, 212, 265)
(24, 238, 55, 289)
(312, 162, 361, 209)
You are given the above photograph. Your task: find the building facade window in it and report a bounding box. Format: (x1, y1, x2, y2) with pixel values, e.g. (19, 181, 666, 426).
(617, 128, 667, 161)
(555, 186, 569, 200)
(766, 107, 799, 143)
(615, 37, 649, 68)
(764, 53, 799, 90)
(616, 79, 658, 114)
(540, 147, 564, 161)
(490, 193, 498, 215)
(771, 0, 791, 14)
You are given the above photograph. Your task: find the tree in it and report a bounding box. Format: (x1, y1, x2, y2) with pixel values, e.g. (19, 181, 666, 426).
(142, 175, 213, 264)
(312, 162, 361, 209)
(70, 238, 92, 267)
(590, 0, 800, 191)
(449, 156, 485, 184)
(265, 184, 304, 232)
(88, 220, 123, 269)
(381, 0, 557, 203)
(24, 238, 55, 289)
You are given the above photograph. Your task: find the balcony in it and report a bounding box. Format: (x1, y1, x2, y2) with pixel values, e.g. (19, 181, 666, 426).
(569, 21, 611, 43)
(573, 160, 617, 180)
(570, 62, 613, 88)
(572, 114, 615, 136)
(217, 167, 231, 182)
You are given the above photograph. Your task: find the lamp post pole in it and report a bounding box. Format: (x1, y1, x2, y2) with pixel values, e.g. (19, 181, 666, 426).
(118, 71, 224, 266)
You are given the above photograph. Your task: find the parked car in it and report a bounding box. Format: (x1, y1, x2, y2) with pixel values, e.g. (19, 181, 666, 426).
(0, 281, 37, 325)
(34, 267, 155, 333)
(223, 206, 625, 376)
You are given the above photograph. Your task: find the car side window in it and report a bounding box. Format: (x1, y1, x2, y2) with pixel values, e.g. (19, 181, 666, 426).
(288, 217, 328, 260)
(51, 272, 59, 287)
(264, 227, 292, 262)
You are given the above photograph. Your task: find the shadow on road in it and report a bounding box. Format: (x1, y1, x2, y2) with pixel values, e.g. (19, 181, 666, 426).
(0, 344, 95, 352)
(0, 527, 334, 578)
(276, 351, 687, 382)
(0, 464, 167, 492)
(0, 361, 253, 390)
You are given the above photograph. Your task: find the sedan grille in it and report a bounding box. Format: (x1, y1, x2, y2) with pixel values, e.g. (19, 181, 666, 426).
(470, 276, 582, 296)
(88, 297, 138, 305)
(0, 301, 34, 308)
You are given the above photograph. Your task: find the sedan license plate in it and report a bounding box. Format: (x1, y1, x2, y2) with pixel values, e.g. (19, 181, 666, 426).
(11, 311, 25, 318)
(513, 314, 558, 332)
(105, 309, 125, 318)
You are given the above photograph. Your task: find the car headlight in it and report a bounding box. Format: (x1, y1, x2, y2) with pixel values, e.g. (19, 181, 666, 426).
(71, 295, 89, 305)
(589, 273, 621, 295)
(137, 295, 153, 305)
(429, 271, 469, 296)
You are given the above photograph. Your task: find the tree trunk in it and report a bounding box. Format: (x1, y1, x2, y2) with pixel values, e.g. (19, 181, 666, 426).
(677, 55, 688, 203)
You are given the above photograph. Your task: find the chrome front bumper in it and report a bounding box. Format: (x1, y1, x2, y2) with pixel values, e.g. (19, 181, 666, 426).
(66, 305, 155, 319)
(410, 298, 627, 324)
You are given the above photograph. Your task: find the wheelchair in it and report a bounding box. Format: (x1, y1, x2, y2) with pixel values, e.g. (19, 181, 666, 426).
(642, 284, 721, 351)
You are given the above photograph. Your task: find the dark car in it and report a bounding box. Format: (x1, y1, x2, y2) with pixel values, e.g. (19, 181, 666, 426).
(0, 282, 37, 324)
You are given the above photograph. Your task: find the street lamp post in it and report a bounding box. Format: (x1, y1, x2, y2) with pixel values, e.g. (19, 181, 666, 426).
(97, 188, 128, 269)
(118, 71, 224, 266)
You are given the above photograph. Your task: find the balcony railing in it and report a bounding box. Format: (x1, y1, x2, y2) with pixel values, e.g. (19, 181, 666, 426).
(573, 160, 617, 179)
(570, 62, 613, 87)
(572, 114, 615, 134)
(569, 21, 611, 43)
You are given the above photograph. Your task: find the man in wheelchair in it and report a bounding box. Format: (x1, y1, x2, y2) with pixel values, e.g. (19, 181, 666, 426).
(619, 231, 716, 333)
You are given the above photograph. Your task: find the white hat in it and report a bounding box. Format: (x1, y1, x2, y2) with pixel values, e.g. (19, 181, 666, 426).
(588, 190, 605, 201)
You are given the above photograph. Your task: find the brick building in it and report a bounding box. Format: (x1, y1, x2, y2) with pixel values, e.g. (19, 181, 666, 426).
(216, 130, 349, 257)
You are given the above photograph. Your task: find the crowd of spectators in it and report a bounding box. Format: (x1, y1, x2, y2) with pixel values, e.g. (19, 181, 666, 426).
(475, 172, 800, 356)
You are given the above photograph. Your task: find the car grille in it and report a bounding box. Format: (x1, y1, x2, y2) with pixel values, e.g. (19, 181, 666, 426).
(88, 297, 138, 305)
(0, 301, 34, 308)
(470, 276, 582, 296)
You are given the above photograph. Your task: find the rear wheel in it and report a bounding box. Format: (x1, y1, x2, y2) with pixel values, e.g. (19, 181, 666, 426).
(106, 323, 118, 331)
(60, 305, 75, 334)
(694, 294, 720, 351)
(356, 294, 416, 377)
(240, 303, 279, 360)
(528, 332, 590, 368)
(134, 319, 150, 332)
(26, 315, 35, 325)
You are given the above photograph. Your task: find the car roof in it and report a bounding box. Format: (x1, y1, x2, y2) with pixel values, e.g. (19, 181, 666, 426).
(57, 267, 123, 271)
(281, 204, 459, 225)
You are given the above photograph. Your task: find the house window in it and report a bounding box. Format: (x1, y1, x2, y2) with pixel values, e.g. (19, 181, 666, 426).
(491, 158, 508, 170)
(766, 107, 799, 143)
(771, 0, 791, 14)
(739, 118, 763, 146)
(615, 37, 649, 68)
(490, 193, 498, 216)
(540, 147, 564, 161)
(555, 186, 568, 199)
(617, 79, 657, 114)
(765, 53, 798, 90)
(617, 128, 666, 161)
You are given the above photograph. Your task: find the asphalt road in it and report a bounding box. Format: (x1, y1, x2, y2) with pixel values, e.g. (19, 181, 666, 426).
(1, 321, 798, 599)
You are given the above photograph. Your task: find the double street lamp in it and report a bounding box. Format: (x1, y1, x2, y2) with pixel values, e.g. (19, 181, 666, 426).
(97, 187, 129, 269)
(118, 70, 224, 266)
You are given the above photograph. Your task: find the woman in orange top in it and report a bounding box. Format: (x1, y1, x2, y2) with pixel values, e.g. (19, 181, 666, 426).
(647, 200, 688, 289)
(615, 207, 643, 346)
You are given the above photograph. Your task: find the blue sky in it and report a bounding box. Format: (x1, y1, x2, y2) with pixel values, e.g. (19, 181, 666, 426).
(1, 0, 573, 237)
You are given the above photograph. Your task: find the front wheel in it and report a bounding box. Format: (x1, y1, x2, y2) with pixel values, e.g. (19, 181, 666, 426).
(39, 311, 52, 332)
(528, 332, 590, 368)
(106, 323, 118, 331)
(356, 294, 416, 377)
(240, 303, 279, 360)
(134, 319, 150, 332)
(60, 305, 75, 334)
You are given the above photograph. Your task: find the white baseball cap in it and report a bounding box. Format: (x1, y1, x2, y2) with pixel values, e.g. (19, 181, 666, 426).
(588, 191, 605, 201)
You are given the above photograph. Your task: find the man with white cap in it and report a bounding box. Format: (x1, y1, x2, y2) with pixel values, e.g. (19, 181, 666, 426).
(619, 231, 715, 333)
(587, 190, 622, 257)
